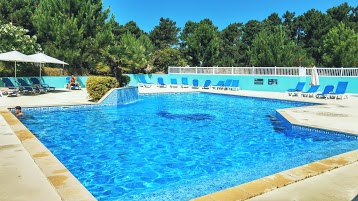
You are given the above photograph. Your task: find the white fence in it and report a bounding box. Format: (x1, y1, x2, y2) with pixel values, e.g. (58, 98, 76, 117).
(168, 66, 358, 77)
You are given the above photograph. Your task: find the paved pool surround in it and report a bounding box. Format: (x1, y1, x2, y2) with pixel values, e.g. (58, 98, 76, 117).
(0, 87, 357, 201)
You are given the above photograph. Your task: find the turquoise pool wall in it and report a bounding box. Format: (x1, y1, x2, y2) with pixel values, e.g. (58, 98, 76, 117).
(0, 76, 89, 88)
(99, 87, 139, 106)
(126, 74, 358, 93)
(1, 74, 357, 93)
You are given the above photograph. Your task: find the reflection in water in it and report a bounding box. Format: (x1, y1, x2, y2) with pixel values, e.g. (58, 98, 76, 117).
(157, 111, 215, 121)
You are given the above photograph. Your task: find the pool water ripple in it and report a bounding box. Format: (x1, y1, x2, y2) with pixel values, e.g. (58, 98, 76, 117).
(20, 93, 358, 201)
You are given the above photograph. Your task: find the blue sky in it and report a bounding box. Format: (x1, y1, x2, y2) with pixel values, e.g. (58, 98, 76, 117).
(102, 0, 358, 33)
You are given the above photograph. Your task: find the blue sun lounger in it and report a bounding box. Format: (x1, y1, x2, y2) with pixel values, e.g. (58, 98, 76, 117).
(301, 85, 320, 97)
(330, 81, 349, 99)
(181, 77, 189, 88)
(157, 77, 167, 88)
(229, 80, 240, 91)
(316, 85, 334, 99)
(222, 79, 233, 90)
(1, 77, 19, 89)
(0, 78, 19, 96)
(192, 79, 199, 89)
(212, 81, 224, 90)
(138, 76, 154, 88)
(287, 82, 306, 96)
(17, 78, 47, 94)
(170, 78, 178, 88)
(30, 77, 56, 91)
(202, 80, 211, 89)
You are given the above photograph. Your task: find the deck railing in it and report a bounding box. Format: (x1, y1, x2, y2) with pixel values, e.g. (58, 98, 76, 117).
(168, 66, 358, 77)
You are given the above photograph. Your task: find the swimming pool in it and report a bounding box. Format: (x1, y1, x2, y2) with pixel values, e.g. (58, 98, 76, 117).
(20, 93, 358, 200)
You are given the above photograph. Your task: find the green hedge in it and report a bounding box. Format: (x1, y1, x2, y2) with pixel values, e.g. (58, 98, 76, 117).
(86, 76, 119, 101)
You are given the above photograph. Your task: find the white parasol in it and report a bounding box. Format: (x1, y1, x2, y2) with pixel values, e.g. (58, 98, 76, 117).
(310, 66, 320, 86)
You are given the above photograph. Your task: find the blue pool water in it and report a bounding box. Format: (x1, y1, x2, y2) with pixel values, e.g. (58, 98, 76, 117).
(21, 93, 358, 201)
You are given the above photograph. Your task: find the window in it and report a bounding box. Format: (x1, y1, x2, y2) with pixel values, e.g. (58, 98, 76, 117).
(254, 78, 264, 85)
(268, 79, 278, 85)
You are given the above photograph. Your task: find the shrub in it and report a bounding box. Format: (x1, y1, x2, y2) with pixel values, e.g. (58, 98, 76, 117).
(86, 76, 119, 101)
(43, 67, 64, 76)
(121, 74, 131, 86)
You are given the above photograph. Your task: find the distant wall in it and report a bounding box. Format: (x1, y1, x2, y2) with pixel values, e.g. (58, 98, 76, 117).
(126, 74, 358, 93)
(0, 76, 89, 88)
(2, 74, 357, 93)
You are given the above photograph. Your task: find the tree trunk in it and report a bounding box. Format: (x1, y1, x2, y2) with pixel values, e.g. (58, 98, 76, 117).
(112, 66, 122, 87)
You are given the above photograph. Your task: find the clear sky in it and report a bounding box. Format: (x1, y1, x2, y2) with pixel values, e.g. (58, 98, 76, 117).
(102, 0, 358, 33)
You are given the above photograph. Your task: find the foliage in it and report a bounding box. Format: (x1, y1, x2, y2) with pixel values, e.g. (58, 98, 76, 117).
(327, 3, 357, 31)
(0, 0, 36, 35)
(179, 20, 197, 63)
(294, 9, 335, 64)
(0, 22, 41, 53)
(242, 20, 262, 47)
(282, 11, 296, 39)
(117, 32, 154, 73)
(322, 23, 358, 67)
(151, 47, 186, 73)
(0, 62, 11, 76)
(86, 76, 119, 101)
(186, 19, 220, 66)
(42, 66, 66, 76)
(1, 1, 357, 72)
(0, 21, 42, 76)
(249, 26, 313, 66)
(149, 17, 180, 49)
(263, 13, 282, 28)
(118, 21, 147, 39)
(95, 62, 111, 75)
(121, 74, 131, 86)
(0, 63, 38, 77)
(218, 23, 247, 66)
(32, 0, 111, 72)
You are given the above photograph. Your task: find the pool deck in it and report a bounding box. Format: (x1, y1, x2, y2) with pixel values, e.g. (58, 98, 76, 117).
(0, 87, 357, 201)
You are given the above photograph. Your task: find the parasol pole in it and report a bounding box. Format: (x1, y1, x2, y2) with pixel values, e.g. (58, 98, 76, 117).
(14, 61, 17, 86)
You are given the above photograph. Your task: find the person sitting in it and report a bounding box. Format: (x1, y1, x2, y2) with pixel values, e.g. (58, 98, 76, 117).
(69, 74, 80, 89)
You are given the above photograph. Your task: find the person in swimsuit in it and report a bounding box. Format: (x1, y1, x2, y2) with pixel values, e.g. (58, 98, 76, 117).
(69, 74, 80, 89)
(14, 106, 23, 117)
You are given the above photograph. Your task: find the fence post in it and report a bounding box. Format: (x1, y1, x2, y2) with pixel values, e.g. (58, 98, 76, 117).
(275, 66, 277, 75)
(232, 66, 234, 74)
(252, 66, 255, 75)
(196, 66, 197, 74)
(340, 67, 343, 77)
(298, 67, 306, 77)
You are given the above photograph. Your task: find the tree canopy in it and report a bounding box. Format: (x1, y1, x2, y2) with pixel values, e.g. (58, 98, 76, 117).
(149, 17, 180, 50)
(0, 1, 357, 77)
(322, 22, 358, 67)
(186, 19, 220, 66)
